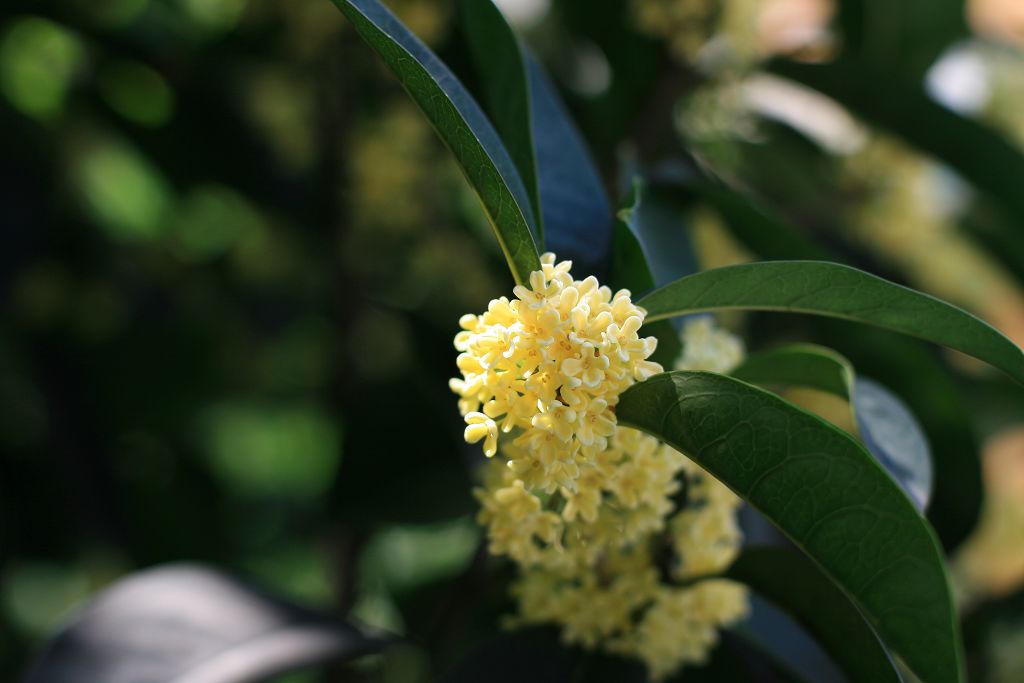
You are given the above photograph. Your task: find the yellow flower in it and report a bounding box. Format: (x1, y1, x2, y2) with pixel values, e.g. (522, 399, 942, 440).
(510, 546, 661, 648)
(460, 277, 750, 679)
(675, 316, 746, 374)
(610, 580, 749, 680)
(475, 472, 563, 567)
(463, 411, 498, 457)
(451, 252, 663, 491)
(474, 427, 689, 571)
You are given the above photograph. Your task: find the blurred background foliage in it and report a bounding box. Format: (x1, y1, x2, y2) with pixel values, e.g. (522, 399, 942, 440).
(2, 0, 1024, 680)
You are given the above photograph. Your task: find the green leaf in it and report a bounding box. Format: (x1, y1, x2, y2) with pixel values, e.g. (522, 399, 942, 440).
(527, 56, 613, 278)
(733, 345, 933, 512)
(728, 547, 902, 683)
(617, 371, 964, 683)
(770, 56, 1024, 231)
(732, 343, 854, 400)
(457, 0, 541, 238)
(609, 220, 680, 368)
(611, 180, 686, 367)
(619, 179, 699, 289)
(456, 0, 612, 276)
(330, 0, 540, 285)
(812, 321, 982, 551)
(649, 154, 830, 261)
(638, 261, 1024, 385)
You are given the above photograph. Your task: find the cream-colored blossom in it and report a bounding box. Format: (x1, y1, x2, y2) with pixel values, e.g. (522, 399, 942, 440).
(457, 263, 750, 679)
(510, 546, 661, 648)
(675, 316, 745, 374)
(451, 253, 662, 492)
(474, 427, 687, 572)
(609, 580, 749, 680)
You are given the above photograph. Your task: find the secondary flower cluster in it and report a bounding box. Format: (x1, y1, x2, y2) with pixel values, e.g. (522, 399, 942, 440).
(452, 256, 748, 680)
(450, 253, 662, 492)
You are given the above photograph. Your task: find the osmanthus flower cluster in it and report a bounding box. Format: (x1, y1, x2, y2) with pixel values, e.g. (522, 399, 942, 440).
(450, 252, 662, 491)
(451, 255, 750, 680)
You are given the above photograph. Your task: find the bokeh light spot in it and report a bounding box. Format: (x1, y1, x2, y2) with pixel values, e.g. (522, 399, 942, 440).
(201, 402, 341, 499)
(0, 17, 84, 121)
(98, 60, 175, 127)
(71, 136, 174, 241)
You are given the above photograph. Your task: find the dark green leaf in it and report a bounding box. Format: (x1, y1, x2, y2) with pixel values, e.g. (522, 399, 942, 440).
(330, 0, 540, 285)
(653, 160, 832, 261)
(734, 345, 933, 512)
(617, 371, 964, 683)
(697, 181, 831, 261)
(729, 547, 902, 683)
(457, 0, 541, 238)
(732, 343, 853, 400)
(733, 595, 844, 683)
(527, 55, 613, 278)
(809, 320, 982, 551)
(456, 0, 613, 276)
(638, 261, 1024, 385)
(619, 179, 698, 289)
(612, 181, 684, 366)
(439, 627, 580, 683)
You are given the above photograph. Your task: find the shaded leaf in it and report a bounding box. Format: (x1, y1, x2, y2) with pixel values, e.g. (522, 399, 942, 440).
(612, 181, 685, 366)
(456, 0, 612, 276)
(729, 547, 902, 683)
(457, 0, 541, 236)
(732, 343, 853, 400)
(619, 179, 698, 290)
(647, 158, 830, 262)
(854, 377, 933, 513)
(330, 0, 540, 285)
(733, 345, 933, 511)
(527, 55, 613, 278)
(638, 261, 1024, 385)
(438, 627, 578, 683)
(617, 371, 964, 683)
(732, 594, 844, 683)
(798, 319, 982, 551)
(22, 564, 388, 683)
(695, 181, 832, 262)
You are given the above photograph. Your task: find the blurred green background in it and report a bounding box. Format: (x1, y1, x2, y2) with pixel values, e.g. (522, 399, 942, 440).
(3, 0, 1024, 680)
